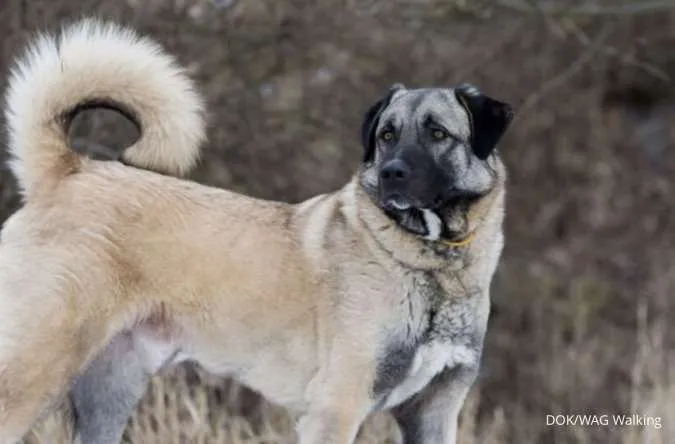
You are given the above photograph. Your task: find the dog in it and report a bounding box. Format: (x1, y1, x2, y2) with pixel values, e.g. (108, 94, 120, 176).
(0, 19, 513, 444)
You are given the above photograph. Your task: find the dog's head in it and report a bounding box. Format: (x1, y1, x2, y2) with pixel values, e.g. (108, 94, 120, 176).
(359, 84, 513, 242)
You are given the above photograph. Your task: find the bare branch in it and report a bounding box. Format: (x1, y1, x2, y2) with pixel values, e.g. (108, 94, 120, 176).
(565, 20, 671, 85)
(515, 23, 613, 121)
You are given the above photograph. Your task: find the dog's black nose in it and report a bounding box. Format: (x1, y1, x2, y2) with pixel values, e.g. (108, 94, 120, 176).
(379, 159, 410, 183)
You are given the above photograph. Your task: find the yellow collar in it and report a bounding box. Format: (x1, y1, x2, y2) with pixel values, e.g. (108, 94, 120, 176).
(439, 231, 476, 248)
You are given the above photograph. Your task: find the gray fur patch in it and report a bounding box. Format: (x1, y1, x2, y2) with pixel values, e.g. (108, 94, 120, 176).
(71, 333, 150, 444)
(373, 342, 417, 397)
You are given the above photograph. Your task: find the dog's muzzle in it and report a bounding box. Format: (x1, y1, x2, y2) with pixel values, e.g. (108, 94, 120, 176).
(378, 159, 415, 211)
(378, 156, 448, 212)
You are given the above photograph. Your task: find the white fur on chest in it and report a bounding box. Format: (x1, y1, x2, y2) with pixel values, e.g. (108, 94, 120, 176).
(382, 341, 477, 409)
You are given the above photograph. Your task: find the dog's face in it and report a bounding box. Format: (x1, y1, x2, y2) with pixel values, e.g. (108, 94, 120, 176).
(360, 84, 513, 241)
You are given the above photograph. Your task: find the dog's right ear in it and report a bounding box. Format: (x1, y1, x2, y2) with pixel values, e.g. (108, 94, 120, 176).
(361, 84, 403, 163)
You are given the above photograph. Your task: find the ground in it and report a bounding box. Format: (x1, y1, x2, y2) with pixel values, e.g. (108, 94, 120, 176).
(1, 1, 674, 443)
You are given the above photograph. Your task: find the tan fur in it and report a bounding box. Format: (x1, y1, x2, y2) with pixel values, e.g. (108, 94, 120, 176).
(4, 19, 205, 198)
(0, 20, 507, 444)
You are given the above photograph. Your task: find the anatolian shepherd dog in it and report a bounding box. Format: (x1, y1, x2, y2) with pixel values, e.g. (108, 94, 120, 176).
(0, 19, 513, 444)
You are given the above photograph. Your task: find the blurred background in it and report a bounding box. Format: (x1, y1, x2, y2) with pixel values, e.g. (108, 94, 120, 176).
(1, 0, 674, 443)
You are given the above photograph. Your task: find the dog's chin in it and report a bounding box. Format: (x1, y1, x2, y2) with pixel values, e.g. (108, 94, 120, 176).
(378, 194, 475, 242)
(378, 196, 443, 240)
(385, 207, 429, 237)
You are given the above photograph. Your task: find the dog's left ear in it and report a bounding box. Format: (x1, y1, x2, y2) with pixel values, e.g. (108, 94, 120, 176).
(361, 84, 404, 163)
(454, 83, 514, 160)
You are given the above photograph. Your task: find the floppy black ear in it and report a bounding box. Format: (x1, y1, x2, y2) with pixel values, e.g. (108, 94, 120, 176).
(360, 84, 403, 163)
(454, 83, 514, 160)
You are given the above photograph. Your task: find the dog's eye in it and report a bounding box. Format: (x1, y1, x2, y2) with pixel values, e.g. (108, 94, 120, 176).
(380, 130, 395, 142)
(432, 129, 448, 140)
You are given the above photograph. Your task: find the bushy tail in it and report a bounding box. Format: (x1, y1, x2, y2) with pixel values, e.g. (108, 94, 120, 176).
(4, 19, 206, 198)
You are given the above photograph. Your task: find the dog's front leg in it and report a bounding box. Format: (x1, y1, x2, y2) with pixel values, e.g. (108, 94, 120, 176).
(296, 345, 376, 444)
(296, 406, 369, 444)
(392, 366, 477, 444)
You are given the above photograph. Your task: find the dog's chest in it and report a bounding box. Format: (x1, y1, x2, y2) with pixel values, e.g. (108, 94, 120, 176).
(374, 271, 484, 409)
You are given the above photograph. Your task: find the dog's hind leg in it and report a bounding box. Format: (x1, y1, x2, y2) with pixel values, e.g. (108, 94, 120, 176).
(70, 332, 150, 444)
(71, 318, 182, 444)
(0, 244, 126, 443)
(0, 284, 95, 442)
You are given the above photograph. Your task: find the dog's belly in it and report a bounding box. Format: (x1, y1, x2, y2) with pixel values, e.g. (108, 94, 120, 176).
(195, 353, 315, 411)
(89, 314, 314, 409)
(183, 330, 318, 411)
(381, 341, 476, 409)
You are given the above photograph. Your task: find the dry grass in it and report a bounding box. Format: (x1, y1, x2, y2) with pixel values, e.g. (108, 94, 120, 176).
(2, 0, 675, 443)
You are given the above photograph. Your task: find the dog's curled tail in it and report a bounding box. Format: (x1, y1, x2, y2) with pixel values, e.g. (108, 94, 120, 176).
(4, 19, 206, 198)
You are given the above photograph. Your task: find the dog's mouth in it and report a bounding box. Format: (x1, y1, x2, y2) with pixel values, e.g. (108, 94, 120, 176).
(378, 189, 484, 242)
(379, 188, 442, 214)
(380, 189, 480, 213)
(381, 193, 412, 212)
